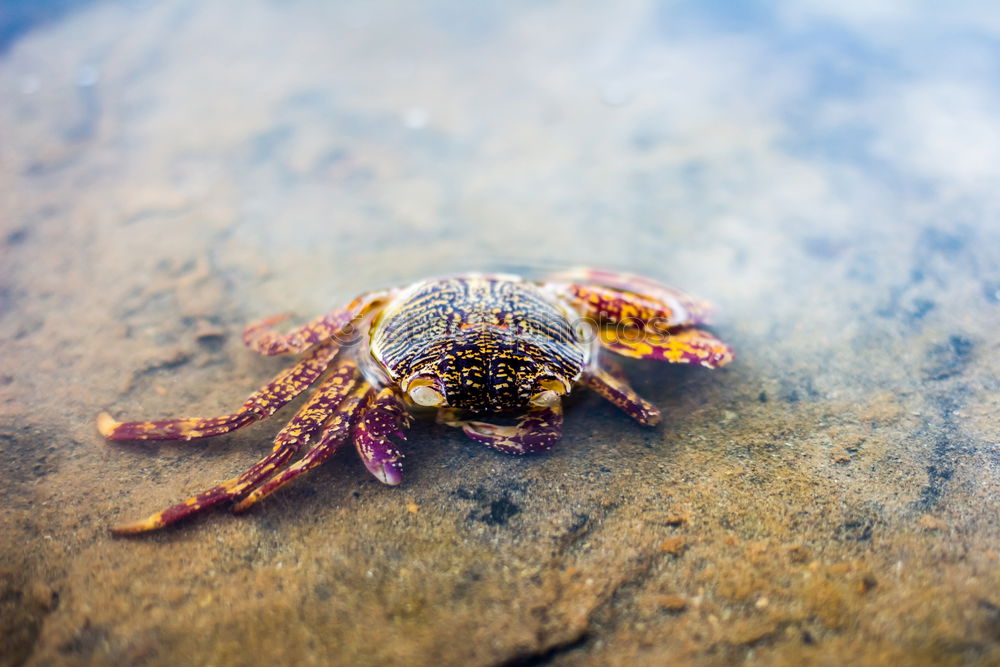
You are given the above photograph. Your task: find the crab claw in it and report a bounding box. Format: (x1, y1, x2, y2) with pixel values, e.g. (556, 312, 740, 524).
(368, 459, 404, 486)
(353, 388, 411, 486)
(366, 429, 407, 485)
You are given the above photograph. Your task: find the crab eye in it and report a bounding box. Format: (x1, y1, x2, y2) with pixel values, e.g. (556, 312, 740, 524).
(409, 385, 446, 407)
(528, 373, 571, 407)
(404, 373, 447, 407)
(530, 390, 560, 407)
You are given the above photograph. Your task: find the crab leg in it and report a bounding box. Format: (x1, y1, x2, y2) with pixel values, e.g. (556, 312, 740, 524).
(353, 387, 412, 485)
(549, 268, 714, 328)
(97, 342, 341, 442)
(111, 362, 361, 534)
(598, 325, 733, 369)
(584, 362, 661, 426)
(243, 290, 389, 356)
(233, 384, 370, 513)
(441, 402, 564, 455)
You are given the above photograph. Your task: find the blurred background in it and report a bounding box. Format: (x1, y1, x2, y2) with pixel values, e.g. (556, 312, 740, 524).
(1, 1, 998, 665)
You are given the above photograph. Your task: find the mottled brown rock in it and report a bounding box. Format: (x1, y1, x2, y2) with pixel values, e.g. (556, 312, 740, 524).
(659, 536, 687, 556)
(1, 1, 998, 666)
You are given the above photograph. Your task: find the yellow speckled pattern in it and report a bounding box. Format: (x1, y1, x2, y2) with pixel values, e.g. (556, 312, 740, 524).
(243, 291, 390, 356)
(111, 361, 362, 534)
(551, 267, 715, 326)
(370, 275, 587, 414)
(584, 363, 662, 426)
(598, 325, 734, 369)
(564, 283, 686, 329)
(352, 387, 412, 485)
(100, 341, 342, 442)
(234, 384, 371, 512)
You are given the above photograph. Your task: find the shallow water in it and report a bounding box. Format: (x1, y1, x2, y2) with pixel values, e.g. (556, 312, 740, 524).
(1, 1, 999, 664)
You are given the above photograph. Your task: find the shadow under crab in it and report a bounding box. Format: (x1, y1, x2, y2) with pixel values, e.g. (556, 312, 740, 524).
(99, 268, 733, 534)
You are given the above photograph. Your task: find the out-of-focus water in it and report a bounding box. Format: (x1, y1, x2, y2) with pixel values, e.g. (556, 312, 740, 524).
(1, 1, 998, 664)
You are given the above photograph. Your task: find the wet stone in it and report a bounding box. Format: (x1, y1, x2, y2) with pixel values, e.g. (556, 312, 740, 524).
(1, 1, 999, 666)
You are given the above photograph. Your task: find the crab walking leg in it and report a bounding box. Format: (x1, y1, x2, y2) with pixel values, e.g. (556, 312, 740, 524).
(97, 342, 341, 441)
(353, 387, 412, 485)
(598, 326, 734, 369)
(242, 291, 389, 356)
(110, 363, 361, 535)
(443, 402, 564, 455)
(560, 284, 698, 331)
(584, 363, 661, 426)
(549, 267, 714, 326)
(233, 385, 369, 512)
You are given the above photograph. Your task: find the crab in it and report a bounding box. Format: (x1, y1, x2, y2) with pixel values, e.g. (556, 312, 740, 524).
(99, 268, 733, 534)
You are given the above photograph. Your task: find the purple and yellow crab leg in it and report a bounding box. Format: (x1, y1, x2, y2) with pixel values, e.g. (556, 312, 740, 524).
(353, 387, 412, 485)
(97, 342, 341, 441)
(440, 403, 564, 455)
(598, 326, 734, 369)
(232, 384, 370, 512)
(242, 290, 390, 356)
(549, 268, 714, 327)
(584, 362, 661, 426)
(111, 362, 361, 534)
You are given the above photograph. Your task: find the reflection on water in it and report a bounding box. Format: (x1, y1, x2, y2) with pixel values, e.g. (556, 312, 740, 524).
(0, 0, 94, 53)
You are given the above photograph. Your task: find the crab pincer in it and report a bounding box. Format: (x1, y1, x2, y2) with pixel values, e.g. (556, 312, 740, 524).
(353, 387, 411, 485)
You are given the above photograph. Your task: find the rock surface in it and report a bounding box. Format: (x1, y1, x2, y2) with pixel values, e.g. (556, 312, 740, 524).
(1, 1, 999, 665)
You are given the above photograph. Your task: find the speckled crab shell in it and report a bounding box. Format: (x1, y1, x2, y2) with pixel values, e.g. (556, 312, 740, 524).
(364, 274, 590, 415)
